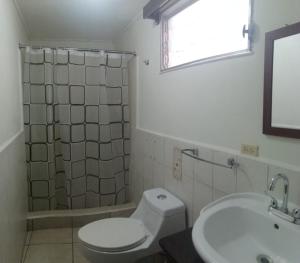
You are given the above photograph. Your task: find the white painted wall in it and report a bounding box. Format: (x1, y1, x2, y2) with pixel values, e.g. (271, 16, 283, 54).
(0, 0, 28, 262)
(116, 0, 300, 167)
(0, 0, 27, 145)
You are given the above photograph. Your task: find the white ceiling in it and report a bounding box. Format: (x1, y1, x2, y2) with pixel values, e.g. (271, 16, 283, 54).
(15, 0, 148, 41)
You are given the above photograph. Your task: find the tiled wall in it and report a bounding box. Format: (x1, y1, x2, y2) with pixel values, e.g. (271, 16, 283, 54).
(0, 132, 27, 263)
(129, 128, 300, 227)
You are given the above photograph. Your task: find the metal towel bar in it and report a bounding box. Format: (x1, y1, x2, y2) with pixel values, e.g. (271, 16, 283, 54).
(181, 149, 239, 169)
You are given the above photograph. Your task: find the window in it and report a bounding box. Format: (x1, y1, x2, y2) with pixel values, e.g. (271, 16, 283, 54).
(161, 0, 252, 71)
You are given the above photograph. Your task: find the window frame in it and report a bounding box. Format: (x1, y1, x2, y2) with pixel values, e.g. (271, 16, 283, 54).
(160, 0, 254, 72)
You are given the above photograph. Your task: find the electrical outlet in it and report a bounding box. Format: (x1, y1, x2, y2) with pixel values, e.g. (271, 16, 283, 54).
(241, 144, 259, 157)
(173, 147, 182, 180)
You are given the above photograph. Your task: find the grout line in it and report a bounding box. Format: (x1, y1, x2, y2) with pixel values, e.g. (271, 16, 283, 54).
(28, 242, 73, 246)
(22, 245, 29, 263)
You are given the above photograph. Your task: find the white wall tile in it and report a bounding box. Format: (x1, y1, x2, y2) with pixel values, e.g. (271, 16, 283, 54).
(194, 148, 213, 186)
(237, 157, 268, 194)
(192, 181, 213, 223)
(182, 155, 194, 180)
(213, 151, 237, 194)
(152, 135, 165, 164)
(164, 166, 178, 196)
(174, 173, 194, 227)
(213, 189, 228, 201)
(143, 156, 154, 190)
(132, 169, 144, 205)
(152, 162, 165, 188)
(164, 136, 193, 169)
(129, 129, 300, 229)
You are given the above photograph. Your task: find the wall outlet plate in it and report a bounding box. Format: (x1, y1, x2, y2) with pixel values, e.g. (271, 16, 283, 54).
(241, 144, 259, 157)
(173, 147, 182, 180)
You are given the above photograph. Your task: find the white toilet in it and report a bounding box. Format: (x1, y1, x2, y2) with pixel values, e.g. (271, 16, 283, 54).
(78, 188, 186, 263)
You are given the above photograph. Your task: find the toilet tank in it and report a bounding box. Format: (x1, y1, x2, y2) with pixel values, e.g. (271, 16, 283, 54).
(131, 188, 186, 239)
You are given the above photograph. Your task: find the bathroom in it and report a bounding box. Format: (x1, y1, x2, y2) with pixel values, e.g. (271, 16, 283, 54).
(1, 0, 300, 262)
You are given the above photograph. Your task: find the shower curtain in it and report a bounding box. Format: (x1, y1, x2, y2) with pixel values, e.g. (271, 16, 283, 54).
(22, 47, 131, 211)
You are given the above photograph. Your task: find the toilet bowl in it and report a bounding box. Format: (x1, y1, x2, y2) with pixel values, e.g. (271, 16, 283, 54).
(78, 188, 186, 263)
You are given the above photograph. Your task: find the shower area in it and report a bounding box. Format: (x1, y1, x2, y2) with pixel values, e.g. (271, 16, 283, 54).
(22, 46, 133, 212)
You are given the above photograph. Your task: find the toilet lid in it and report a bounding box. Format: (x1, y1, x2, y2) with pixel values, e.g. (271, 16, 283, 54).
(78, 218, 147, 252)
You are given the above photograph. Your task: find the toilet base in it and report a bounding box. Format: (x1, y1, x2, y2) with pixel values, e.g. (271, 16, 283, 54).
(80, 243, 154, 263)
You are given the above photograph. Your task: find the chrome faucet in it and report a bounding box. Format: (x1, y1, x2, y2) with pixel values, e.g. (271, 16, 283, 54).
(267, 173, 300, 225)
(268, 173, 289, 214)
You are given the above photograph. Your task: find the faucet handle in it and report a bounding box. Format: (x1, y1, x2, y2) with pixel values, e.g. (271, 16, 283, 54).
(292, 208, 300, 219)
(292, 208, 300, 225)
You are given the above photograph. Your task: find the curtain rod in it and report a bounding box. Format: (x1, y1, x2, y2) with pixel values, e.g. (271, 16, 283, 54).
(18, 44, 136, 56)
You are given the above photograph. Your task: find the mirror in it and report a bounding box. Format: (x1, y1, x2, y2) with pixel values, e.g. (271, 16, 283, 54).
(263, 22, 300, 139)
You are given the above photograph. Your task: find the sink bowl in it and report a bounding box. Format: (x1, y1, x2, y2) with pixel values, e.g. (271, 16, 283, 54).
(192, 193, 300, 263)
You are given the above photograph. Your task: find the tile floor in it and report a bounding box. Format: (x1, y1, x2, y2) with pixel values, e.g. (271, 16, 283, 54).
(22, 228, 89, 263)
(22, 228, 165, 263)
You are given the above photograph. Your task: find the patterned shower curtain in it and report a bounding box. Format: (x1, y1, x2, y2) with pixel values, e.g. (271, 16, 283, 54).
(22, 47, 131, 211)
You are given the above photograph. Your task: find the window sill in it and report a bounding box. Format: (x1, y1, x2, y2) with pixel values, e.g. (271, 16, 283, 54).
(160, 49, 253, 74)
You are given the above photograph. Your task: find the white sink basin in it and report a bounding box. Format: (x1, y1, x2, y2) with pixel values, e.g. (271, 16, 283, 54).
(192, 193, 300, 263)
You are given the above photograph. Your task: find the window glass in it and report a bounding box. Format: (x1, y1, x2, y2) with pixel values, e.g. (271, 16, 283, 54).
(162, 0, 251, 70)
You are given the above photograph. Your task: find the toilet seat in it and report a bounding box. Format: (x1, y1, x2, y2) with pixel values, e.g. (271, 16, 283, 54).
(78, 218, 148, 253)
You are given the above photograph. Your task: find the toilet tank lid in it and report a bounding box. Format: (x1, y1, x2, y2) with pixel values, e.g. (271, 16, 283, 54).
(143, 188, 185, 217)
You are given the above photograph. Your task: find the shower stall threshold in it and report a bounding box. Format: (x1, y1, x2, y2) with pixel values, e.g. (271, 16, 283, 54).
(27, 202, 136, 230)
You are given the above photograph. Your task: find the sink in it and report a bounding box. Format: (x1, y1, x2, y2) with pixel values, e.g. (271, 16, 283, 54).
(192, 193, 300, 263)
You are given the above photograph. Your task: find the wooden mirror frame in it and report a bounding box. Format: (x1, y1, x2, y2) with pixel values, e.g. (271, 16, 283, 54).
(263, 21, 300, 139)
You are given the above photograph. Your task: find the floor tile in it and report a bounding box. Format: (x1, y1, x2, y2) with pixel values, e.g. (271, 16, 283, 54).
(73, 243, 90, 263)
(30, 228, 72, 244)
(73, 228, 80, 243)
(33, 217, 72, 230)
(24, 244, 72, 263)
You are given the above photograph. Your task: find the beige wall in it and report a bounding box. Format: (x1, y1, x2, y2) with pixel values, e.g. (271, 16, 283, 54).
(0, 0, 28, 262)
(116, 0, 300, 167)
